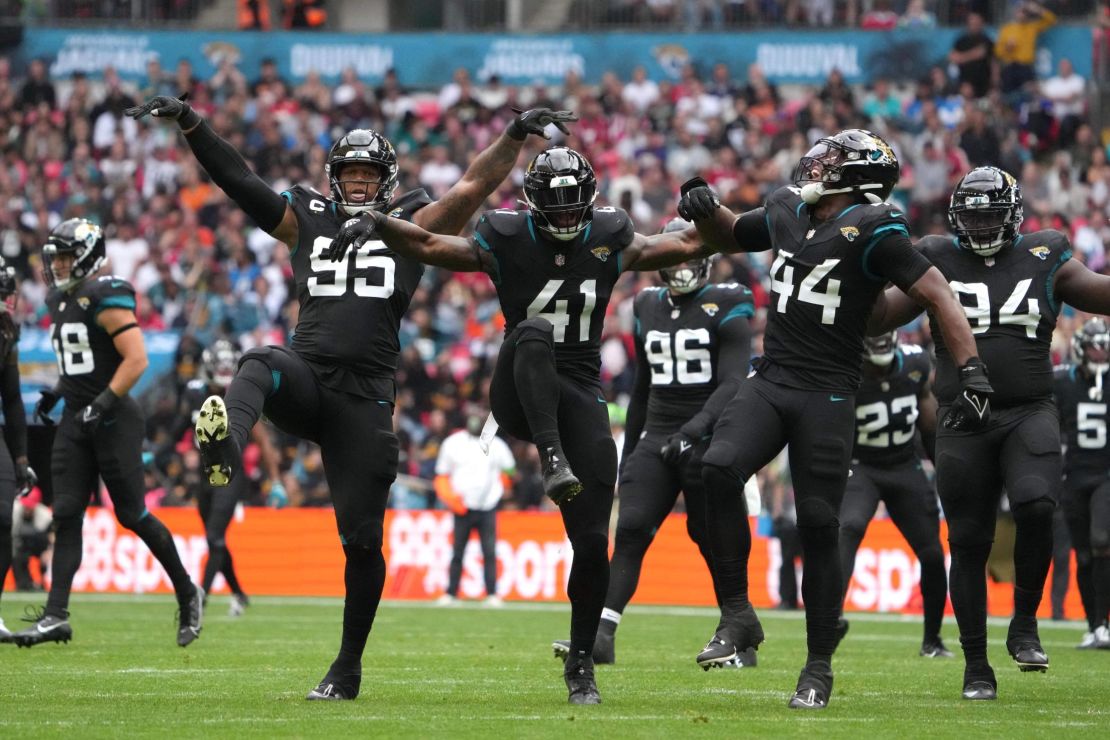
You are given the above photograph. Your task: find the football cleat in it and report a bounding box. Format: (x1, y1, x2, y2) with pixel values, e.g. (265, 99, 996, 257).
(721, 647, 758, 668)
(1077, 631, 1098, 649)
(12, 611, 72, 647)
(177, 585, 205, 647)
(787, 660, 833, 709)
(962, 664, 997, 700)
(564, 652, 601, 705)
(696, 606, 765, 671)
(920, 637, 954, 658)
(552, 632, 615, 665)
(0, 616, 12, 643)
(306, 665, 361, 701)
(195, 396, 239, 487)
(1095, 624, 1110, 649)
(539, 446, 583, 506)
(228, 593, 250, 618)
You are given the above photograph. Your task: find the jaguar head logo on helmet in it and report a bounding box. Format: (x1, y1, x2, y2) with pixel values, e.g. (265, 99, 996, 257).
(523, 147, 597, 242)
(948, 166, 1024, 258)
(42, 217, 107, 291)
(792, 128, 900, 206)
(324, 129, 400, 216)
(658, 218, 713, 295)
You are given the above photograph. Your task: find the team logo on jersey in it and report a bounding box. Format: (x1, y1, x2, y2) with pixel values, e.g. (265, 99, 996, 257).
(701, 303, 719, 317)
(591, 246, 612, 262)
(389, 208, 404, 218)
(840, 226, 859, 242)
(908, 370, 923, 383)
(77, 297, 90, 311)
(1029, 246, 1050, 261)
(555, 253, 566, 267)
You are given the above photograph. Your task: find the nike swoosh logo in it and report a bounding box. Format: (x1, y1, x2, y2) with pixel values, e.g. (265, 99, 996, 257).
(829, 395, 847, 402)
(596, 396, 606, 403)
(679, 441, 692, 453)
(37, 622, 65, 634)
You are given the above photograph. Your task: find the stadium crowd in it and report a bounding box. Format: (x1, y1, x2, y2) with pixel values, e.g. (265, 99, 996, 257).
(0, 11, 1105, 512)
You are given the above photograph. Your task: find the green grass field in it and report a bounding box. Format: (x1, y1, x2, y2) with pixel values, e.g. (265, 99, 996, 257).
(1, 592, 1107, 738)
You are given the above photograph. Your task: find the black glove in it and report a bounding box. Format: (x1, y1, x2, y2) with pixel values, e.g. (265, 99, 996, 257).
(124, 93, 201, 129)
(660, 432, 697, 464)
(507, 107, 578, 141)
(34, 388, 61, 426)
(677, 177, 721, 221)
(15, 459, 36, 498)
(942, 357, 993, 432)
(326, 211, 384, 262)
(77, 389, 120, 436)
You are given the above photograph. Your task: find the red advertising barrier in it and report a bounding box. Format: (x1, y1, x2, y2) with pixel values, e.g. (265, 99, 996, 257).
(3, 507, 1083, 620)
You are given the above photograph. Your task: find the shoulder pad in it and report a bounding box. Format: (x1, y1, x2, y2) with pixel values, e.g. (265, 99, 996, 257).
(591, 207, 635, 248)
(282, 185, 333, 214)
(481, 208, 528, 239)
(916, 234, 954, 256)
(386, 188, 434, 220)
(1019, 230, 1072, 260)
(766, 186, 803, 211)
(85, 276, 136, 313)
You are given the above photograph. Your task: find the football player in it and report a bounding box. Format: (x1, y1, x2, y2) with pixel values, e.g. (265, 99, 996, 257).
(836, 332, 952, 659)
(0, 257, 37, 643)
(126, 93, 573, 699)
(1053, 318, 1110, 649)
(327, 147, 719, 705)
(174, 338, 286, 617)
(871, 166, 1110, 700)
(11, 219, 203, 649)
(551, 220, 755, 666)
(677, 129, 988, 709)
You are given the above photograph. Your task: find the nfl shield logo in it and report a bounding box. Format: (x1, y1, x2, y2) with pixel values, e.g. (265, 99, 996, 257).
(806, 229, 816, 240)
(555, 253, 566, 267)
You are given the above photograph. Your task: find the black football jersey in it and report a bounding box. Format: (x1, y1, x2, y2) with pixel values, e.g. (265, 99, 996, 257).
(1053, 365, 1110, 480)
(759, 187, 930, 392)
(853, 345, 931, 465)
(919, 230, 1072, 406)
(475, 206, 634, 384)
(46, 275, 137, 408)
(282, 185, 431, 401)
(633, 283, 754, 433)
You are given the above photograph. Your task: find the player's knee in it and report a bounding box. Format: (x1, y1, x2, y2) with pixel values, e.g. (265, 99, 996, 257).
(115, 508, 147, 531)
(515, 318, 555, 348)
(593, 436, 617, 487)
(796, 497, 837, 531)
(702, 463, 745, 511)
(838, 512, 868, 541)
(1090, 526, 1110, 554)
(614, 522, 654, 557)
(569, 530, 608, 564)
(914, 542, 945, 568)
(237, 347, 277, 393)
(51, 497, 85, 524)
(206, 533, 227, 550)
(1011, 497, 1055, 527)
(344, 519, 384, 552)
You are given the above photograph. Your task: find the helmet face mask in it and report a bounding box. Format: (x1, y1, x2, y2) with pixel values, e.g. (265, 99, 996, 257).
(949, 166, 1023, 257)
(200, 339, 241, 390)
(523, 147, 597, 242)
(792, 129, 899, 205)
(0, 256, 17, 313)
(1073, 318, 1110, 377)
(863, 331, 898, 367)
(325, 129, 399, 216)
(660, 258, 712, 294)
(43, 218, 106, 291)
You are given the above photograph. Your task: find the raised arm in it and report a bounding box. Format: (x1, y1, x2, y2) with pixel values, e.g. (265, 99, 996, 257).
(125, 95, 296, 246)
(868, 284, 926, 335)
(676, 176, 774, 254)
(621, 223, 717, 271)
(412, 108, 577, 235)
(906, 267, 979, 367)
(347, 209, 496, 275)
(1054, 259, 1110, 315)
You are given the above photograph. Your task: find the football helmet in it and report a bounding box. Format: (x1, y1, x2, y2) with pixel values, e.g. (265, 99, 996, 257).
(0, 255, 16, 299)
(864, 331, 898, 367)
(1073, 317, 1110, 377)
(325, 129, 399, 215)
(949, 167, 1023, 257)
(658, 218, 712, 294)
(199, 338, 241, 390)
(523, 147, 597, 242)
(792, 129, 900, 205)
(43, 218, 106, 291)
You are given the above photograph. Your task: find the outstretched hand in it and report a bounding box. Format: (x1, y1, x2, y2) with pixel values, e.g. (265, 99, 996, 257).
(507, 107, 578, 141)
(677, 177, 721, 222)
(326, 211, 383, 262)
(124, 93, 193, 122)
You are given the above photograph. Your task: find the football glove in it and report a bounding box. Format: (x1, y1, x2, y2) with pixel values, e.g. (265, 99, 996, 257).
(124, 93, 201, 129)
(15, 459, 37, 498)
(326, 211, 384, 262)
(660, 432, 697, 464)
(77, 388, 120, 436)
(677, 177, 721, 221)
(34, 387, 61, 426)
(941, 357, 993, 432)
(267, 481, 289, 509)
(507, 107, 578, 141)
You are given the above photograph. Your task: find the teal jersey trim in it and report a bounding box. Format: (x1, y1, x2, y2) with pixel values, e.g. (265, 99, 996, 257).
(270, 369, 282, 397)
(473, 230, 502, 285)
(861, 223, 910, 281)
(837, 204, 862, 219)
(280, 190, 299, 256)
(96, 295, 136, 313)
(719, 303, 755, 326)
(1045, 249, 1073, 316)
(526, 213, 537, 243)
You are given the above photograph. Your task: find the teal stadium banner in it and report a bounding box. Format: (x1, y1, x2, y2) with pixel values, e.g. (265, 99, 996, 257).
(15, 26, 1092, 86)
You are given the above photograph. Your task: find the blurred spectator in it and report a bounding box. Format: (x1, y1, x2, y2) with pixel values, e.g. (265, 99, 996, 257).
(898, 0, 937, 28)
(861, 0, 899, 30)
(1040, 58, 1086, 147)
(995, 1, 1057, 99)
(238, 0, 272, 29)
(948, 12, 995, 98)
(19, 59, 55, 109)
(284, 0, 328, 29)
(11, 488, 52, 592)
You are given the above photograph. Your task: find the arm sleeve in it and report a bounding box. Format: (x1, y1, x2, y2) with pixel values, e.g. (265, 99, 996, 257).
(183, 120, 288, 233)
(863, 230, 933, 293)
(730, 207, 773, 253)
(679, 314, 752, 440)
(1, 347, 26, 459)
(622, 331, 651, 465)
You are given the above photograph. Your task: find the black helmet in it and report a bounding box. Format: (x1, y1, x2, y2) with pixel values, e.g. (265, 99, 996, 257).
(658, 218, 712, 294)
(1072, 317, 1110, 375)
(0, 255, 16, 300)
(199, 338, 241, 389)
(949, 166, 1023, 257)
(863, 330, 898, 366)
(523, 147, 597, 242)
(792, 128, 900, 205)
(325, 129, 399, 215)
(43, 217, 106, 291)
